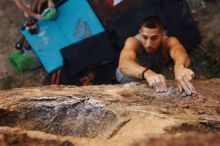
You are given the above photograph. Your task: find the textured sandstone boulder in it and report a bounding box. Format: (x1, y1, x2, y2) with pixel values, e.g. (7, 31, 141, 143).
(0, 79, 220, 146)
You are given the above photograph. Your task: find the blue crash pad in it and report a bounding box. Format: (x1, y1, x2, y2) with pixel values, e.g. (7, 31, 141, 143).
(21, 0, 104, 73)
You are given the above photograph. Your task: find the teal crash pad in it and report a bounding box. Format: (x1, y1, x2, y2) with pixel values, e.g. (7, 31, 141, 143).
(21, 0, 104, 73)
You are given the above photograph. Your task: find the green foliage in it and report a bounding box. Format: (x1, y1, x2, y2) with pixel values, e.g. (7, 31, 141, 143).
(200, 59, 220, 78)
(186, 0, 203, 7)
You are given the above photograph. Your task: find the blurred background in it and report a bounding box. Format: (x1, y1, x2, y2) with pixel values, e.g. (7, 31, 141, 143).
(0, 0, 219, 90)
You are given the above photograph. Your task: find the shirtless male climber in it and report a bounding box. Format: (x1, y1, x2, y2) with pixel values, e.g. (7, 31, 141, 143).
(116, 16, 197, 96)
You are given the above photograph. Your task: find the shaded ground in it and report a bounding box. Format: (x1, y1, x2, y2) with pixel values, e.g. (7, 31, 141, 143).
(0, 0, 47, 90)
(0, 0, 219, 89)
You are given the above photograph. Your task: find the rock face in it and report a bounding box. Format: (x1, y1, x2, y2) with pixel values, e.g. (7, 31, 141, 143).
(0, 96, 117, 138)
(0, 79, 220, 146)
(188, 0, 220, 62)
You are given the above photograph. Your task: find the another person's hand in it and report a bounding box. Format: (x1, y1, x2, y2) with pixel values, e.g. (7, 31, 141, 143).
(144, 70, 167, 93)
(48, 0, 55, 8)
(33, 13, 42, 20)
(174, 65, 196, 95)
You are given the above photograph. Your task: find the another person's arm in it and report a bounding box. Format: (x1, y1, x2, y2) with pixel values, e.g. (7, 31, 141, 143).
(119, 37, 167, 92)
(168, 37, 196, 95)
(14, 0, 42, 20)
